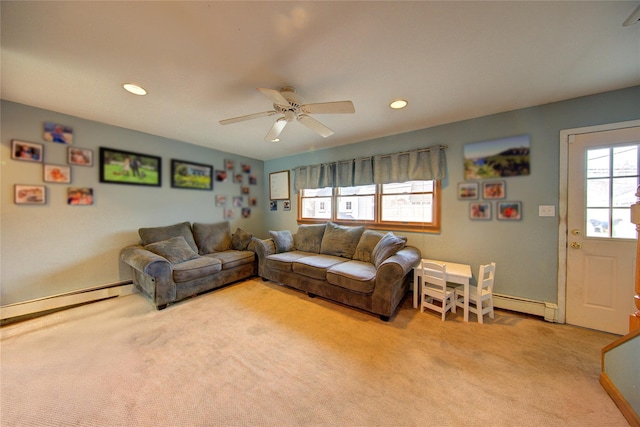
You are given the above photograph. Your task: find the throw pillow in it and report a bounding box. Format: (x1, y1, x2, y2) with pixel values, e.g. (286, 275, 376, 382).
(138, 221, 199, 253)
(319, 222, 364, 259)
(294, 224, 326, 253)
(371, 232, 407, 267)
(352, 230, 385, 263)
(144, 236, 200, 264)
(232, 228, 253, 250)
(193, 221, 232, 254)
(269, 230, 295, 253)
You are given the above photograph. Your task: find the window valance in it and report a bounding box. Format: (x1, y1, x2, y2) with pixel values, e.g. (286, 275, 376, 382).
(293, 145, 446, 191)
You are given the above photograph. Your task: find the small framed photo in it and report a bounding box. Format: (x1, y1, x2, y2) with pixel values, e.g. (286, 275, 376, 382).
(67, 187, 94, 205)
(482, 181, 506, 199)
(242, 163, 251, 173)
(12, 140, 43, 162)
(44, 122, 73, 144)
(234, 173, 243, 184)
(233, 196, 243, 207)
(249, 175, 257, 185)
(270, 201, 277, 211)
(216, 170, 228, 182)
(241, 186, 249, 194)
(225, 159, 235, 170)
(249, 197, 257, 206)
(171, 159, 213, 190)
(497, 201, 522, 220)
(470, 202, 491, 220)
(458, 182, 479, 200)
(215, 195, 227, 207)
(224, 208, 234, 220)
(15, 184, 46, 205)
(68, 147, 93, 166)
(283, 200, 291, 211)
(241, 207, 251, 218)
(44, 164, 71, 183)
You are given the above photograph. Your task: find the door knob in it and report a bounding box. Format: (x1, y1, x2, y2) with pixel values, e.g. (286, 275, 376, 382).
(570, 242, 582, 249)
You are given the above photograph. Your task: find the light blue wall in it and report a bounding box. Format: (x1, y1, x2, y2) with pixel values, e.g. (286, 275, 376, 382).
(263, 86, 640, 304)
(1, 101, 265, 305)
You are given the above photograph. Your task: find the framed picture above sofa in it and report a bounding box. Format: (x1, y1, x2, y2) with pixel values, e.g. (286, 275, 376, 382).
(99, 147, 161, 187)
(170, 159, 213, 190)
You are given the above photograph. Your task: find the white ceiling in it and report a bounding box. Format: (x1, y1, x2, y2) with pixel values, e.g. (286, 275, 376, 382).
(2, 1, 639, 161)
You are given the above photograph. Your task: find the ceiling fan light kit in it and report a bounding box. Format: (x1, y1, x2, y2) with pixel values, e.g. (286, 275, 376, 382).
(390, 99, 408, 109)
(219, 86, 355, 142)
(122, 83, 147, 96)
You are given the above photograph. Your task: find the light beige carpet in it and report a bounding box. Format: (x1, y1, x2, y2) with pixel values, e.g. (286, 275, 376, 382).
(0, 278, 628, 426)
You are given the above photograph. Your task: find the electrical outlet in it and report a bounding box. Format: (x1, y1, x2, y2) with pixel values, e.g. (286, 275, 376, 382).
(539, 205, 555, 217)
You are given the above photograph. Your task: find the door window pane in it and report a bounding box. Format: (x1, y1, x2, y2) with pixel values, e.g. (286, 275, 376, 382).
(612, 208, 636, 239)
(587, 148, 609, 178)
(612, 177, 638, 207)
(586, 208, 610, 237)
(613, 145, 637, 177)
(586, 179, 610, 208)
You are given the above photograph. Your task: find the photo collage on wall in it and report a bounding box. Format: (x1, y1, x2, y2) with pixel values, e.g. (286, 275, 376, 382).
(218, 159, 257, 220)
(11, 122, 94, 206)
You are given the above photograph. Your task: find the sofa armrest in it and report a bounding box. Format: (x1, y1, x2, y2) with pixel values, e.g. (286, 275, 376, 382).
(120, 245, 175, 308)
(371, 246, 421, 315)
(253, 238, 276, 277)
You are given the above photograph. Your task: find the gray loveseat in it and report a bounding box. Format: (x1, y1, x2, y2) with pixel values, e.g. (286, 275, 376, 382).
(254, 222, 421, 321)
(120, 221, 256, 309)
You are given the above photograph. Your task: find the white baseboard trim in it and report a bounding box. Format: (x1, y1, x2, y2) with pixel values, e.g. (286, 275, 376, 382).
(0, 282, 135, 321)
(493, 293, 559, 323)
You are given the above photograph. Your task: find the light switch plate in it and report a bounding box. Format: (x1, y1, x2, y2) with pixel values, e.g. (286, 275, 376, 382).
(539, 205, 556, 217)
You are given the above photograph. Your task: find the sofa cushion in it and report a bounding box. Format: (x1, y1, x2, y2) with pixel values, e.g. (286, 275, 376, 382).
(172, 257, 222, 283)
(231, 228, 253, 250)
(269, 230, 295, 253)
(139, 222, 198, 253)
(319, 222, 364, 259)
(352, 230, 385, 263)
(371, 232, 407, 267)
(294, 224, 326, 253)
(144, 236, 200, 265)
(205, 250, 255, 269)
(193, 221, 232, 254)
(327, 260, 377, 294)
(265, 251, 315, 272)
(292, 254, 348, 280)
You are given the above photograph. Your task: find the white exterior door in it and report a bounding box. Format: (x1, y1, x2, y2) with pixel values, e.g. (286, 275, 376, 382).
(566, 126, 639, 335)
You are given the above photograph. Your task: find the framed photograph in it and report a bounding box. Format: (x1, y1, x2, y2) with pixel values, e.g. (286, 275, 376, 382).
(234, 173, 243, 184)
(43, 122, 73, 144)
(216, 169, 228, 182)
(241, 186, 249, 194)
(215, 195, 227, 207)
(470, 202, 491, 220)
(11, 140, 43, 163)
(249, 175, 257, 185)
(241, 207, 251, 218)
(497, 201, 522, 220)
(482, 181, 506, 199)
(249, 197, 257, 206)
(15, 184, 46, 205)
(171, 159, 213, 190)
(242, 163, 251, 173)
(464, 134, 530, 179)
(458, 182, 479, 200)
(270, 201, 277, 211)
(44, 164, 71, 183)
(269, 170, 290, 200)
(67, 187, 94, 205)
(99, 147, 161, 187)
(233, 196, 243, 207)
(225, 159, 235, 170)
(283, 200, 291, 211)
(68, 147, 93, 166)
(224, 208, 234, 220)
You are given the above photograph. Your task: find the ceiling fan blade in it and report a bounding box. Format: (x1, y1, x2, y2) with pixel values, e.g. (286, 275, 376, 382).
(265, 118, 287, 141)
(300, 101, 355, 114)
(219, 110, 276, 125)
(298, 114, 334, 137)
(257, 88, 290, 107)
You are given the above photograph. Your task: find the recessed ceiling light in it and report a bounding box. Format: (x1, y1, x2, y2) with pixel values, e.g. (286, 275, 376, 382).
(123, 83, 147, 96)
(390, 99, 408, 109)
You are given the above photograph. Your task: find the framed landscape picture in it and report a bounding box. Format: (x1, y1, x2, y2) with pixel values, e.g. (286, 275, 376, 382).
(99, 147, 161, 187)
(457, 182, 479, 200)
(171, 159, 213, 190)
(482, 180, 506, 199)
(464, 135, 530, 179)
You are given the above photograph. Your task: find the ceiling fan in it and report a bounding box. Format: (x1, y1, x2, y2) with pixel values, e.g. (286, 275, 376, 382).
(219, 86, 355, 142)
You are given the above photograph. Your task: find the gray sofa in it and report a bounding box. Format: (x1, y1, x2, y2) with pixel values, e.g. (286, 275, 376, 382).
(254, 222, 421, 321)
(120, 221, 256, 309)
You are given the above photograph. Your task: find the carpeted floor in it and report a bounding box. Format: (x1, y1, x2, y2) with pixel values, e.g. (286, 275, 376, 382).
(0, 278, 628, 426)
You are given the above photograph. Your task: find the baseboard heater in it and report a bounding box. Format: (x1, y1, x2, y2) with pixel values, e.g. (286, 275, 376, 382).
(0, 281, 135, 322)
(493, 293, 559, 323)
